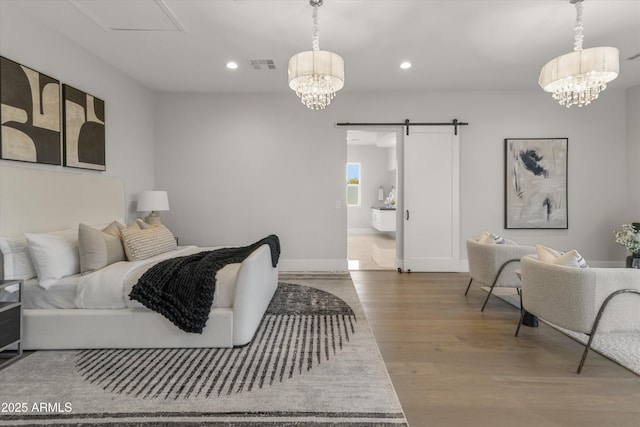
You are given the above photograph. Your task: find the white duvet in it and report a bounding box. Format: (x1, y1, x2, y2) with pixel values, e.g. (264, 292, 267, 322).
(74, 246, 239, 310)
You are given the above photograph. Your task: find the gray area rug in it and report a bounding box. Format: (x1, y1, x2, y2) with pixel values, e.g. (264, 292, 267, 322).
(0, 273, 408, 426)
(484, 286, 640, 376)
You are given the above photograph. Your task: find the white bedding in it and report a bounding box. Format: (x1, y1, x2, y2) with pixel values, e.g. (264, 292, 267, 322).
(23, 276, 79, 309)
(19, 246, 239, 310)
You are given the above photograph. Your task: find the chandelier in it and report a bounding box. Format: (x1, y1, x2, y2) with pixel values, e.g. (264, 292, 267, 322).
(538, 0, 619, 108)
(288, 0, 344, 110)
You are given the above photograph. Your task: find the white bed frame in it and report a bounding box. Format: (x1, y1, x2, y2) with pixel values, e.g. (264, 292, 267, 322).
(0, 165, 278, 349)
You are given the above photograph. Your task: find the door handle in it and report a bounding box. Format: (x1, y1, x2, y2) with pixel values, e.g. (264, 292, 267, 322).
(406, 210, 410, 221)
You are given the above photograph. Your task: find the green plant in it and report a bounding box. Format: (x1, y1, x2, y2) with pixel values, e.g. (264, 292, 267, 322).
(614, 224, 640, 256)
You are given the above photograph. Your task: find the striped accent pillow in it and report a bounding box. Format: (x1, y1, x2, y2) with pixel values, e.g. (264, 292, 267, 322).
(478, 230, 506, 244)
(120, 224, 177, 261)
(553, 249, 589, 268)
(537, 245, 589, 268)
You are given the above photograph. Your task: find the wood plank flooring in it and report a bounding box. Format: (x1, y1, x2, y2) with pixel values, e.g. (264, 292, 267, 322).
(350, 271, 640, 427)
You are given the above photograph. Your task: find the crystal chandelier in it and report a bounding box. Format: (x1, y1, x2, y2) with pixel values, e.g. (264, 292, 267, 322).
(288, 0, 344, 110)
(538, 0, 619, 108)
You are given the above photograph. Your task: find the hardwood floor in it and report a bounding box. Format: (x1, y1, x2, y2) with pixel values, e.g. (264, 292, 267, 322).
(350, 271, 640, 427)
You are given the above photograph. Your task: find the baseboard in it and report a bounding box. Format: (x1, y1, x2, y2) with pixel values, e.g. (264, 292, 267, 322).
(279, 259, 626, 273)
(587, 260, 626, 268)
(459, 259, 625, 270)
(279, 258, 349, 272)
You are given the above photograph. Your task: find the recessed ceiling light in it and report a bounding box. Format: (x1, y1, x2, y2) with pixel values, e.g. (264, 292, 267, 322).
(400, 61, 412, 70)
(226, 61, 238, 70)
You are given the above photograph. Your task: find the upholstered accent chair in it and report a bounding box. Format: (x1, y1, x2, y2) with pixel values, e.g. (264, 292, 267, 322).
(465, 238, 536, 311)
(516, 255, 640, 373)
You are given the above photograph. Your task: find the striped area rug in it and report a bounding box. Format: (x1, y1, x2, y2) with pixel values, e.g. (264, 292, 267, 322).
(0, 273, 408, 426)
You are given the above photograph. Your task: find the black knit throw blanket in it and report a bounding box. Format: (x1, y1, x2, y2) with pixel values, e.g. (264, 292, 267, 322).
(129, 234, 280, 334)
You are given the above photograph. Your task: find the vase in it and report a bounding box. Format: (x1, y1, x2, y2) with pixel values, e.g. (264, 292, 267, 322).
(625, 255, 640, 268)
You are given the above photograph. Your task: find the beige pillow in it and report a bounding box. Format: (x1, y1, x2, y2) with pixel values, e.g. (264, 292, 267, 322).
(119, 224, 177, 261)
(536, 244, 563, 262)
(536, 244, 588, 268)
(78, 222, 126, 274)
(136, 218, 156, 229)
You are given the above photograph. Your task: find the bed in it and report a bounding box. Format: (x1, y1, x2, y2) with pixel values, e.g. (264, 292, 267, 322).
(0, 166, 279, 349)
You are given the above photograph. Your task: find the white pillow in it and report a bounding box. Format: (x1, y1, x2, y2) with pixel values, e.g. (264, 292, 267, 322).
(25, 230, 80, 289)
(0, 236, 37, 280)
(478, 230, 506, 244)
(536, 245, 588, 268)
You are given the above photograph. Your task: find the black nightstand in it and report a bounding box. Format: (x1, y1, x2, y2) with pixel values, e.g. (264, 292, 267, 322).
(0, 279, 23, 367)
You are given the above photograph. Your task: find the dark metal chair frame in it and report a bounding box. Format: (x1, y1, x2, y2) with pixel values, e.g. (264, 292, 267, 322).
(515, 288, 640, 374)
(465, 258, 521, 312)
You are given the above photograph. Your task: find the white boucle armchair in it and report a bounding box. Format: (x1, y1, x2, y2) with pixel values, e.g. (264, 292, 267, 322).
(465, 238, 536, 311)
(516, 255, 640, 373)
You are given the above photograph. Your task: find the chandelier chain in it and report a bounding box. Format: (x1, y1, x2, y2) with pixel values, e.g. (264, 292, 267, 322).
(312, 4, 320, 51)
(573, 1, 584, 52)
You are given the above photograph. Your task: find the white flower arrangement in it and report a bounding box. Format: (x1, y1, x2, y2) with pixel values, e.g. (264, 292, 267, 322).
(614, 224, 640, 256)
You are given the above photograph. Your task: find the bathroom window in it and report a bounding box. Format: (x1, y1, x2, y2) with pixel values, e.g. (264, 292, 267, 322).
(346, 162, 361, 206)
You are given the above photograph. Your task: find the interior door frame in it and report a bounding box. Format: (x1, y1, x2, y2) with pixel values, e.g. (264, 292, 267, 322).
(345, 126, 404, 271)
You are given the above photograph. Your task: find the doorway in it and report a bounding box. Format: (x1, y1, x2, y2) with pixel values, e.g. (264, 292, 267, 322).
(346, 129, 398, 271)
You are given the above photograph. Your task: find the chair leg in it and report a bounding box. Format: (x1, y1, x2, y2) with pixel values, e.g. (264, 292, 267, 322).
(464, 278, 473, 296)
(515, 290, 526, 337)
(577, 334, 595, 374)
(514, 309, 526, 337)
(480, 283, 495, 312)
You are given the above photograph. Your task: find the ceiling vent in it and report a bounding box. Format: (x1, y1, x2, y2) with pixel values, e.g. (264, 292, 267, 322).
(249, 59, 276, 70)
(69, 0, 184, 32)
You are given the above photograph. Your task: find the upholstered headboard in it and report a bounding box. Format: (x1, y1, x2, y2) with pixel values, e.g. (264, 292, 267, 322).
(0, 165, 125, 237)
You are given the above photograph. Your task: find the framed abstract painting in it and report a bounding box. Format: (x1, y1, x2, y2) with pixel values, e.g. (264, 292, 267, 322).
(0, 56, 61, 165)
(505, 138, 568, 229)
(63, 84, 105, 171)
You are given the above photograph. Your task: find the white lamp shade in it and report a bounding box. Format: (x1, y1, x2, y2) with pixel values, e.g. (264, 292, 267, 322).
(137, 191, 170, 212)
(288, 50, 345, 92)
(538, 46, 619, 92)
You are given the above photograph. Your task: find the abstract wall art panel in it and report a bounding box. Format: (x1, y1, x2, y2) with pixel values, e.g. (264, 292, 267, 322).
(505, 138, 568, 229)
(0, 56, 61, 165)
(63, 84, 105, 171)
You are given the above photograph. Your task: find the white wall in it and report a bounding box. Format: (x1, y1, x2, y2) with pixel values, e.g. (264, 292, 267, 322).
(153, 92, 348, 271)
(626, 86, 640, 220)
(0, 3, 156, 222)
(155, 88, 630, 269)
(347, 145, 395, 231)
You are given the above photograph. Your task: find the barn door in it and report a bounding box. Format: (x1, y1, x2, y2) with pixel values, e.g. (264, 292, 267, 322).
(403, 127, 459, 271)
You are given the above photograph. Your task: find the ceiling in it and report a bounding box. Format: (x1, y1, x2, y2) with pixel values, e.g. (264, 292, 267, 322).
(8, 0, 640, 93)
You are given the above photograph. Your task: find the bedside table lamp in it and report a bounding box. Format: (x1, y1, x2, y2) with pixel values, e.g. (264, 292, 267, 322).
(137, 190, 170, 225)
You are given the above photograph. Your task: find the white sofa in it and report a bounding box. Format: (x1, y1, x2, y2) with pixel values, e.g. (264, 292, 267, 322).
(516, 255, 640, 373)
(465, 238, 536, 311)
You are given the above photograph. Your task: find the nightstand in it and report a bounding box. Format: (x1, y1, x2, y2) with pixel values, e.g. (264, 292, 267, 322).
(0, 279, 23, 367)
